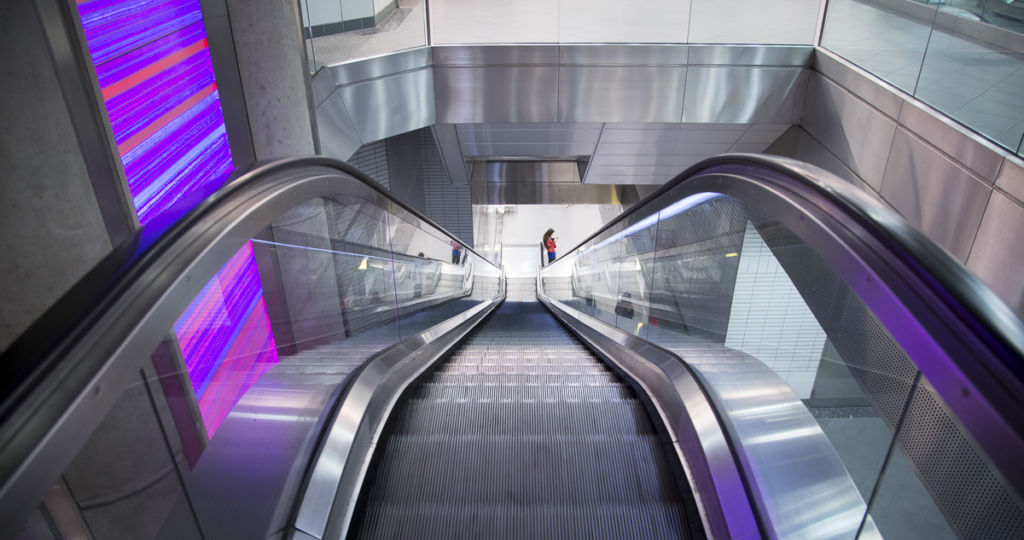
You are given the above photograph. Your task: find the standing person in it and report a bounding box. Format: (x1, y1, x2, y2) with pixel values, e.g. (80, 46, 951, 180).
(543, 228, 557, 264)
(450, 240, 461, 264)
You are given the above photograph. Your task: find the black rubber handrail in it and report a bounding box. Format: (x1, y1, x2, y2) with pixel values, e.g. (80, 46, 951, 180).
(0, 156, 494, 425)
(554, 153, 1024, 371)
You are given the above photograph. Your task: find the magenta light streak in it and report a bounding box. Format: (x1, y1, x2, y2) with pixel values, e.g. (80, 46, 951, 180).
(173, 242, 279, 436)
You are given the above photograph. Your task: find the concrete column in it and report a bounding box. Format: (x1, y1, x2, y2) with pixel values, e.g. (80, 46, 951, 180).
(223, 0, 319, 159)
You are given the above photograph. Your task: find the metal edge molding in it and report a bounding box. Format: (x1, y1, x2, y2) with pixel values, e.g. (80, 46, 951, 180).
(291, 297, 501, 539)
(537, 293, 761, 540)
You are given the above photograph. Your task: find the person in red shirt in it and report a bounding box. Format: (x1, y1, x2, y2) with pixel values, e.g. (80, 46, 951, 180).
(543, 228, 556, 263)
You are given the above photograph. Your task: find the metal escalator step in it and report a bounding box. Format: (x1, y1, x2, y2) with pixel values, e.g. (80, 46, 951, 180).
(389, 400, 653, 437)
(355, 502, 688, 540)
(411, 383, 633, 402)
(362, 435, 681, 505)
(435, 364, 611, 375)
(428, 372, 620, 386)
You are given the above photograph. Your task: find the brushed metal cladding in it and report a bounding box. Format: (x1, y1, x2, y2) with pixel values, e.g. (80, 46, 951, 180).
(338, 67, 435, 143)
(557, 66, 686, 123)
(682, 67, 806, 124)
(895, 377, 1024, 539)
(880, 129, 991, 263)
(997, 155, 1024, 204)
(967, 193, 1024, 317)
(764, 126, 879, 195)
(456, 123, 602, 157)
(898, 98, 1004, 183)
(434, 66, 558, 123)
(598, 123, 750, 144)
(431, 45, 557, 66)
(311, 68, 337, 108)
(316, 91, 363, 161)
(431, 124, 470, 185)
(802, 73, 898, 190)
(471, 182, 653, 205)
(328, 47, 431, 86)
(656, 339, 868, 539)
(812, 49, 903, 119)
(686, 45, 813, 66)
(557, 44, 688, 66)
(470, 161, 581, 183)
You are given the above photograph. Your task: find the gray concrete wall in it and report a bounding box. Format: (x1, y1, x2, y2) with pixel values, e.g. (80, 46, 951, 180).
(0, 0, 115, 353)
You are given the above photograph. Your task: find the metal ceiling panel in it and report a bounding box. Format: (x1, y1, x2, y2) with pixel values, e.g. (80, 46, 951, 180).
(471, 182, 655, 205)
(469, 161, 582, 183)
(558, 44, 688, 66)
(558, 66, 686, 122)
(682, 67, 806, 123)
(434, 66, 558, 123)
(456, 123, 601, 157)
(338, 67, 435, 143)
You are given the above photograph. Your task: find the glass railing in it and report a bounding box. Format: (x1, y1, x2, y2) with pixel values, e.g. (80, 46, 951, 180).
(302, 0, 429, 71)
(3, 158, 501, 539)
(822, 0, 1024, 155)
(539, 155, 1024, 539)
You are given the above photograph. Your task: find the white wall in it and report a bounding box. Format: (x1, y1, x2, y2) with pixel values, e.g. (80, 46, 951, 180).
(429, 0, 822, 45)
(481, 204, 619, 277)
(725, 222, 827, 398)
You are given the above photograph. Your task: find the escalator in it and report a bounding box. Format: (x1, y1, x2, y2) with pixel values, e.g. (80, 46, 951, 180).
(350, 301, 699, 539)
(2, 155, 1023, 540)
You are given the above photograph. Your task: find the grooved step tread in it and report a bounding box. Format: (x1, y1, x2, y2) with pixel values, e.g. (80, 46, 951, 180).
(351, 302, 689, 539)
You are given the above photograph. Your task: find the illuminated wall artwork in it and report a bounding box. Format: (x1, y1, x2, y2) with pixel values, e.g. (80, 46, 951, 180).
(77, 0, 278, 437)
(173, 242, 278, 436)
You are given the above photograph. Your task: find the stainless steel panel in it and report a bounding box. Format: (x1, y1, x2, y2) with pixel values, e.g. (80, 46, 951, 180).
(470, 161, 581, 184)
(966, 193, 1024, 317)
(338, 67, 435, 143)
(471, 182, 653, 205)
(812, 49, 903, 119)
(899, 98, 1004, 184)
(880, 128, 992, 263)
(316, 91, 363, 161)
(593, 141, 736, 158)
(311, 66, 336, 108)
(432, 124, 470, 185)
(557, 44, 688, 66)
(764, 126, 879, 195)
(997, 155, 1024, 205)
(687, 45, 813, 66)
(456, 123, 602, 157)
(682, 67, 805, 124)
(599, 123, 749, 144)
(802, 73, 898, 190)
(557, 66, 685, 123)
(431, 45, 557, 66)
(737, 124, 790, 144)
(434, 66, 558, 123)
(329, 47, 431, 86)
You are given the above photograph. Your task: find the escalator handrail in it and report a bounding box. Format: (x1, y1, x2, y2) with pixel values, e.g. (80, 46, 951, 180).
(0, 157, 497, 473)
(551, 153, 1024, 369)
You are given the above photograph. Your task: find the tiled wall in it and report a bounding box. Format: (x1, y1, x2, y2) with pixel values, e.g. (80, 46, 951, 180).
(725, 222, 826, 398)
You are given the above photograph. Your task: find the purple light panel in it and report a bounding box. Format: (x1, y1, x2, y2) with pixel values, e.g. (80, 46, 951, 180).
(77, 0, 278, 437)
(173, 242, 278, 435)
